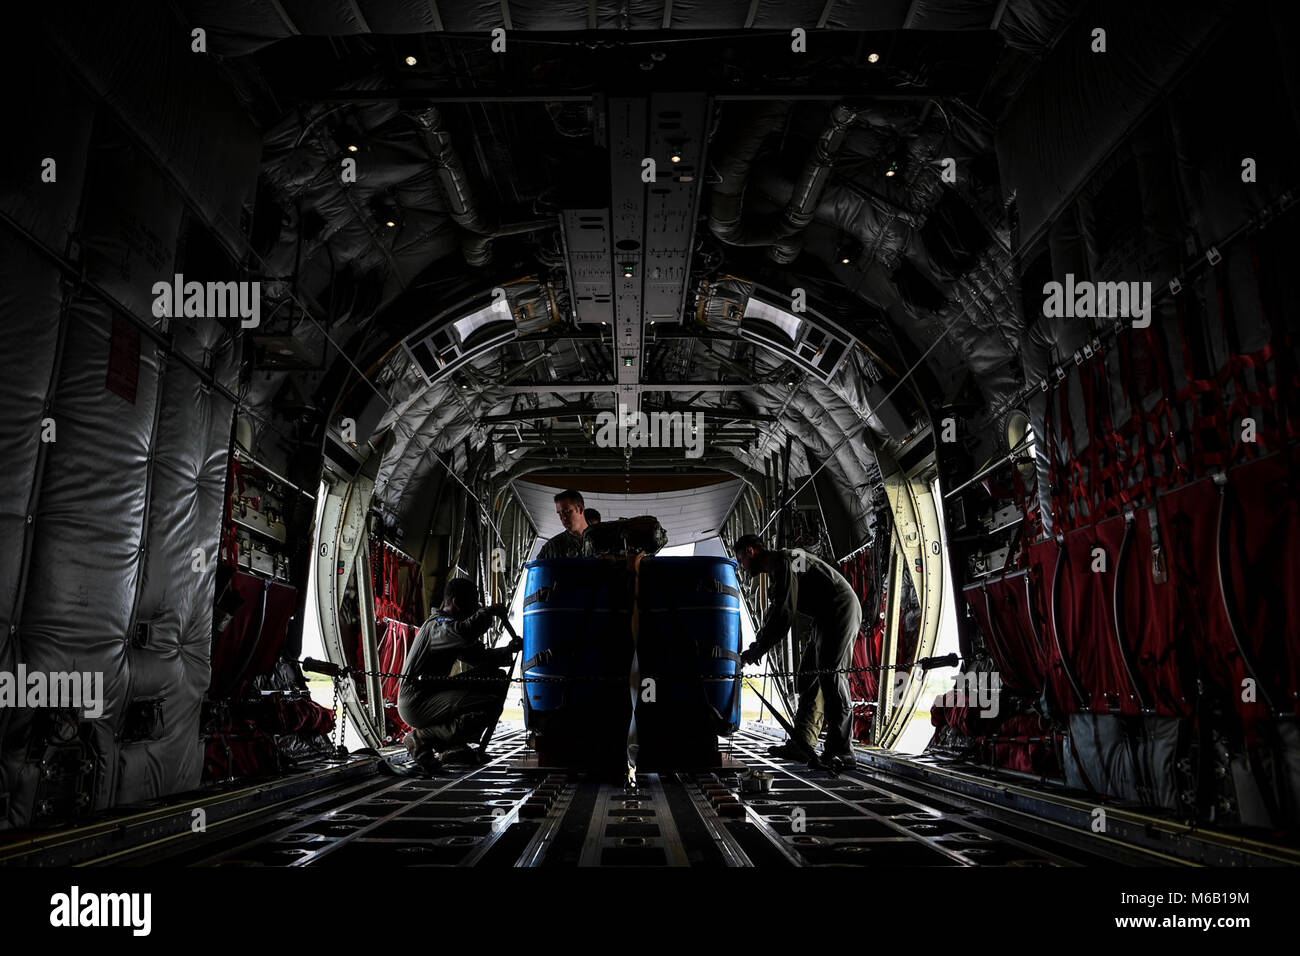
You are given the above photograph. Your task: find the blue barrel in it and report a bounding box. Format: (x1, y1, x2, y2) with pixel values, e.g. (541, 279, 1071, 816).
(521, 558, 634, 725)
(636, 556, 743, 735)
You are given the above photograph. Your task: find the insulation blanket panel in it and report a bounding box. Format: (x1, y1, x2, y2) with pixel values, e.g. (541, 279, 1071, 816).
(996, 0, 1225, 247)
(0, 74, 242, 826)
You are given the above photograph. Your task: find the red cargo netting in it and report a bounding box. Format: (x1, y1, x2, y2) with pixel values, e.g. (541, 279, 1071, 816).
(842, 546, 887, 743)
(368, 538, 425, 741)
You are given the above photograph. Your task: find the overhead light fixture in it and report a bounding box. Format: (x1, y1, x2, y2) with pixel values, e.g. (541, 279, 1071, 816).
(622, 356, 634, 368)
(370, 194, 403, 232)
(885, 160, 899, 178)
(836, 235, 862, 266)
(867, 52, 880, 63)
(621, 263, 635, 278)
(331, 123, 366, 156)
(669, 148, 683, 164)
(404, 55, 418, 66)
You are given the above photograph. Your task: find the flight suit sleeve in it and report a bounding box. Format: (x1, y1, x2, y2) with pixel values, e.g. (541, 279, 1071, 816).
(399, 623, 431, 681)
(448, 609, 513, 669)
(479, 646, 517, 669)
(754, 554, 797, 655)
(460, 607, 497, 640)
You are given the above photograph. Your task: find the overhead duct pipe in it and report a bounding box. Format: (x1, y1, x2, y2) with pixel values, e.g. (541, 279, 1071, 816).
(707, 101, 793, 247)
(708, 101, 860, 263)
(461, 218, 555, 268)
(411, 107, 551, 267)
(769, 104, 859, 264)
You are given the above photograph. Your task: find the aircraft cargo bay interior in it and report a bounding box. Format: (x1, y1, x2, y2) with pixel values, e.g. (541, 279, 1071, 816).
(0, 1, 1297, 934)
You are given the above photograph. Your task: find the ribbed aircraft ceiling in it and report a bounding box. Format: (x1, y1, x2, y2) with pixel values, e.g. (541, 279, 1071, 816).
(146, 0, 1095, 549)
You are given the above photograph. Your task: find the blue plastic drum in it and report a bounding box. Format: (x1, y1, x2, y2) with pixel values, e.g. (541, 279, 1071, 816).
(520, 559, 634, 720)
(636, 556, 743, 734)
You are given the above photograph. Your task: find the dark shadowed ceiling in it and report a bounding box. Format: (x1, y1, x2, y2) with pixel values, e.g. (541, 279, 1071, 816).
(164, 0, 1090, 544)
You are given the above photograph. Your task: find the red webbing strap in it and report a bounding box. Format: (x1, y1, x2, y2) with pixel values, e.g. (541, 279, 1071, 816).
(384, 547, 395, 621)
(1079, 358, 1102, 525)
(369, 540, 378, 620)
(368, 545, 423, 625)
(1010, 455, 1038, 554)
(389, 550, 401, 621)
(388, 550, 400, 621)
(370, 540, 391, 623)
(1057, 372, 1090, 532)
(1248, 240, 1300, 446)
(1043, 382, 1065, 531)
(387, 549, 398, 621)
(1097, 351, 1133, 513)
(220, 455, 242, 566)
(394, 549, 420, 622)
(1210, 255, 1298, 462)
(1173, 295, 1218, 402)
(1212, 262, 1264, 466)
(405, 561, 424, 621)
(1143, 317, 1191, 491)
(980, 579, 1027, 695)
(1172, 294, 1230, 472)
(1116, 329, 1160, 505)
(1237, 244, 1300, 455)
(1226, 385, 1285, 458)
(1218, 337, 1288, 458)
(1218, 342, 1275, 382)
(387, 547, 395, 621)
(1081, 349, 1134, 520)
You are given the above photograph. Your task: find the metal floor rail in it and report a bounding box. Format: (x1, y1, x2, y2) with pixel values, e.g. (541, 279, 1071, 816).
(9, 731, 1297, 867)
